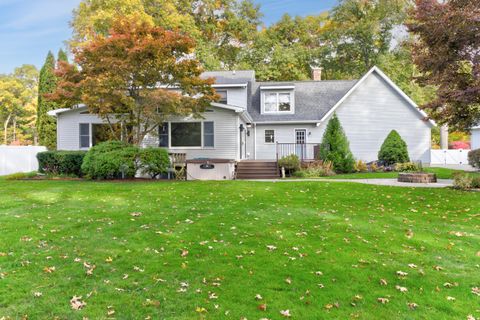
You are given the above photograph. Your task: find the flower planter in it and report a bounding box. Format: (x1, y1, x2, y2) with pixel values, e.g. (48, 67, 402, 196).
(398, 172, 437, 183)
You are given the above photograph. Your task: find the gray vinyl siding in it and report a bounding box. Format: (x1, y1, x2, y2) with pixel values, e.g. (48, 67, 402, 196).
(253, 72, 432, 163)
(333, 72, 432, 163)
(472, 128, 480, 150)
(254, 124, 324, 160)
(226, 87, 247, 109)
(56, 110, 106, 151)
(56, 107, 240, 160)
(142, 107, 240, 160)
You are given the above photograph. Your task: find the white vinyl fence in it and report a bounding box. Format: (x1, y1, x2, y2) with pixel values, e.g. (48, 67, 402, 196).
(0, 146, 47, 176)
(430, 149, 470, 165)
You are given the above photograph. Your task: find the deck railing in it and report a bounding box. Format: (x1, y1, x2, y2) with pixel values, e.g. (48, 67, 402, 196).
(276, 143, 319, 162)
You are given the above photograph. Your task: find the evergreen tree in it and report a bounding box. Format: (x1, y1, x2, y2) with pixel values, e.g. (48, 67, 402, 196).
(36, 51, 57, 150)
(57, 49, 68, 63)
(378, 130, 410, 165)
(319, 114, 355, 173)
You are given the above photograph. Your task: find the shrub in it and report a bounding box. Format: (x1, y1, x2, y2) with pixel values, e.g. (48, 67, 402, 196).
(294, 160, 335, 178)
(4, 171, 38, 180)
(318, 114, 355, 173)
(468, 149, 480, 168)
(395, 162, 420, 172)
(81, 141, 140, 179)
(138, 147, 170, 178)
(354, 160, 368, 172)
(278, 154, 301, 173)
(369, 162, 380, 172)
(453, 172, 480, 190)
(449, 141, 470, 149)
(37, 151, 86, 176)
(378, 130, 410, 166)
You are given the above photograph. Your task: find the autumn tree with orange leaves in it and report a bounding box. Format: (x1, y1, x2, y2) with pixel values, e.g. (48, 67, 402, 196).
(49, 15, 217, 145)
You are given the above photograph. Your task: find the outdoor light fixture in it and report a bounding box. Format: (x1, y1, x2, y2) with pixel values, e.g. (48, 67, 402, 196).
(239, 124, 245, 132)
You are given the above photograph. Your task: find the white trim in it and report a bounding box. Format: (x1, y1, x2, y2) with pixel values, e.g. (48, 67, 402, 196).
(260, 85, 295, 90)
(294, 128, 307, 144)
(472, 126, 480, 129)
(319, 66, 436, 127)
(210, 102, 244, 113)
(264, 129, 275, 144)
(261, 91, 295, 115)
(255, 120, 321, 125)
(212, 83, 248, 88)
(167, 121, 215, 149)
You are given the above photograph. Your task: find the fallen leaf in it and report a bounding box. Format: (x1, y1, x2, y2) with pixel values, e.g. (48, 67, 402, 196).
(377, 297, 389, 304)
(280, 309, 291, 317)
(395, 285, 408, 293)
(70, 296, 86, 310)
(407, 302, 418, 310)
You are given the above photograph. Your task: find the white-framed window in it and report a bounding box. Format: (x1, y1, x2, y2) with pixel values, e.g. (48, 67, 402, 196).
(160, 121, 215, 148)
(79, 123, 120, 149)
(262, 91, 294, 114)
(79, 123, 90, 148)
(265, 129, 275, 143)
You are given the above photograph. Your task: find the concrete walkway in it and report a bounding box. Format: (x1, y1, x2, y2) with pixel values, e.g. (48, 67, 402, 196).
(251, 178, 454, 188)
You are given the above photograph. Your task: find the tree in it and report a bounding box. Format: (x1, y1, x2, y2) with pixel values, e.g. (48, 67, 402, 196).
(319, 0, 409, 79)
(239, 14, 329, 81)
(58, 49, 68, 63)
(378, 130, 409, 165)
(50, 15, 217, 146)
(37, 52, 58, 149)
(12, 65, 39, 144)
(0, 65, 38, 145)
(407, 0, 480, 130)
(70, 0, 262, 70)
(319, 114, 355, 173)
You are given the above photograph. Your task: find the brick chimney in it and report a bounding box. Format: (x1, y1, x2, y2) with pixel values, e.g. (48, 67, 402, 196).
(311, 67, 322, 81)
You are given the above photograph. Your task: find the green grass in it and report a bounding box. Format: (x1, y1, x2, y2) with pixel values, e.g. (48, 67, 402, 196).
(319, 167, 466, 180)
(0, 180, 479, 319)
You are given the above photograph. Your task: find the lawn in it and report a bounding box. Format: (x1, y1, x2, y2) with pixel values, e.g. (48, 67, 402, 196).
(318, 167, 466, 180)
(0, 179, 479, 319)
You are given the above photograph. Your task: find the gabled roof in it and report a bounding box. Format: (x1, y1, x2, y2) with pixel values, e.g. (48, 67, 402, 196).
(320, 66, 436, 127)
(248, 80, 357, 122)
(201, 70, 255, 85)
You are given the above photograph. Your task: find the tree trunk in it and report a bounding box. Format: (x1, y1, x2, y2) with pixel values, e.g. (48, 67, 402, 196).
(4, 114, 11, 145)
(12, 118, 17, 143)
(440, 125, 449, 150)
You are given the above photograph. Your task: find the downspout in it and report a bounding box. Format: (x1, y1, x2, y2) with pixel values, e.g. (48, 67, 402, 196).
(253, 123, 257, 160)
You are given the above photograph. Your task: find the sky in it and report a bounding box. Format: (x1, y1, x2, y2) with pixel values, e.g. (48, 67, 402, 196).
(0, 0, 337, 74)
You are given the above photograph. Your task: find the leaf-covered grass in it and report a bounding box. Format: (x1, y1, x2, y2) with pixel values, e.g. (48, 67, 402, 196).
(318, 167, 466, 180)
(0, 180, 479, 319)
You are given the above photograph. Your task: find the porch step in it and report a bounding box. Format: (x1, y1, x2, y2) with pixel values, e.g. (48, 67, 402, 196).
(236, 161, 280, 179)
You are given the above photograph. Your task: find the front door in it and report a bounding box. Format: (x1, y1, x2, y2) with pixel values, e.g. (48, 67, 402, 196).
(295, 129, 307, 160)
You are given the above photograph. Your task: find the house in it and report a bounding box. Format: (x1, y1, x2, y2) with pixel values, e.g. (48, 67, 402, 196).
(472, 125, 480, 150)
(48, 66, 434, 177)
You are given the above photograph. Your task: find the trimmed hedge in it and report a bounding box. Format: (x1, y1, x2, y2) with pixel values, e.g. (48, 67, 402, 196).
(378, 130, 410, 166)
(81, 141, 140, 179)
(468, 149, 480, 168)
(37, 151, 86, 176)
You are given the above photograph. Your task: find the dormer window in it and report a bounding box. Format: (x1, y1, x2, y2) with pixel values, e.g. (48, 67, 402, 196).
(216, 90, 228, 104)
(260, 87, 295, 114)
